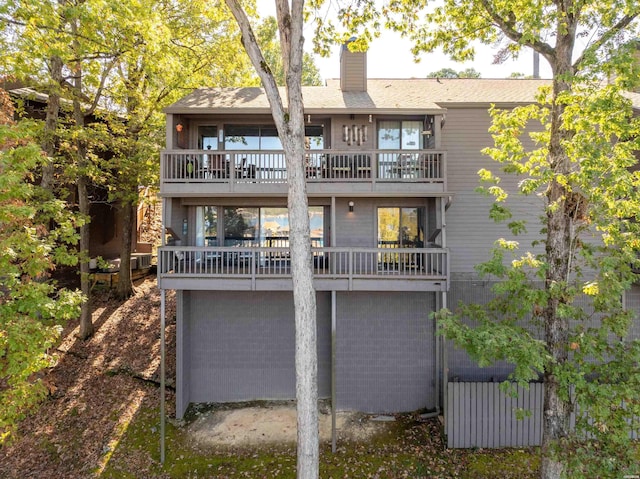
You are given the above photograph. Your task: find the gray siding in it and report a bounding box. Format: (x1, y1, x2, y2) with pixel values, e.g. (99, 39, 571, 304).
(627, 285, 640, 340)
(176, 291, 190, 418)
(336, 291, 437, 413)
(183, 291, 331, 410)
(340, 51, 367, 92)
(177, 289, 438, 416)
(446, 280, 518, 382)
(442, 108, 544, 273)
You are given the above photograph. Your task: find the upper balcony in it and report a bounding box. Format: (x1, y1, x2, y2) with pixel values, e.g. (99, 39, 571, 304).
(160, 148, 447, 197)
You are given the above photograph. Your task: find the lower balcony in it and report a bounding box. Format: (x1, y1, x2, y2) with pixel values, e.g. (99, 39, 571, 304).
(158, 246, 449, 292)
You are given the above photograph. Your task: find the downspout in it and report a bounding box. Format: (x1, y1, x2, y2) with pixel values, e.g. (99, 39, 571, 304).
(442, 291, 448, 421)
(423, 196, 449, 420)
(420, 290, 441, 420)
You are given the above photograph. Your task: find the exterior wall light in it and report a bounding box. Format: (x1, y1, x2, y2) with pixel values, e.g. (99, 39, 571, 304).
(176, 123, 184, 132)
(348, 200, 355, 212)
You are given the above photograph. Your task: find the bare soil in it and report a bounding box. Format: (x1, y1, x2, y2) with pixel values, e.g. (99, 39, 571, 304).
(188, 405, 386, 447)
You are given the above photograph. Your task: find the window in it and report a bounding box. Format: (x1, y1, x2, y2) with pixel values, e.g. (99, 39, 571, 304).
(195, 206, 218, 246)
(224, 125, 280, 150)
(224, 125, 324, 151)
(224, 207, 258, 246)
(196, 206, 324, 248)
(305, 125, 324, 150)
(377, 120, 422, 150)
(198, 126, 218, 150)
(377, 207, 425, 248)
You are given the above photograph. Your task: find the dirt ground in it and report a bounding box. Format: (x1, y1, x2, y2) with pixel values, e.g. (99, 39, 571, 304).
(188, 404, 392, 447)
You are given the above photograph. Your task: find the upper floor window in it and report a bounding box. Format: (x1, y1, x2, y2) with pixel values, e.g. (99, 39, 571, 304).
(198, 126, 218, 150)
(377, 120, 422, 150)
(224, 125, 325, 151)
(225, 125, 282, 150)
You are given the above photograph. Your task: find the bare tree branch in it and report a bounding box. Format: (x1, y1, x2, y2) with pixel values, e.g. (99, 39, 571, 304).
(225, 0, 286, 125)
(572, 13, 640, 72)
(478, 0, 556, 61)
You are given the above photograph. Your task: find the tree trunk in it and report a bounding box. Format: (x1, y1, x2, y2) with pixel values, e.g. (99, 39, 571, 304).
(540, 28, 576, 479)
(116, 197, 135, 300)
(224, 2, 319, 477)
(77, 173, 94, 339)
(71, 21, 93, 340)
(41, 55, 62, 192)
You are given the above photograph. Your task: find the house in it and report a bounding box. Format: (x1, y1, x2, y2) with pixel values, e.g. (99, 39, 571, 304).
(4, 83, 154, 275)
(158, 47, 640, 430)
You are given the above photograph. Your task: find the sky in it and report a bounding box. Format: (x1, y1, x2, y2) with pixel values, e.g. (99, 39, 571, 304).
(314, 30, 551, 80)
(257, 4, 553, 81)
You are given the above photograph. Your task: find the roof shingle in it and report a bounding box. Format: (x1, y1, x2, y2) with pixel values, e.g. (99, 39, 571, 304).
(164, 78, 556, 114)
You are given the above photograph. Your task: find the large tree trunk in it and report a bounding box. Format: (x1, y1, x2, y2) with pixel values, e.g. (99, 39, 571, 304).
(41, 55, 62, 192)
(71, 22, 93, 340)
(225, 2, 318, 477)
(540, 27, 576, 479)
(116, 197, 135, 300)
(77, 173, 93, 339)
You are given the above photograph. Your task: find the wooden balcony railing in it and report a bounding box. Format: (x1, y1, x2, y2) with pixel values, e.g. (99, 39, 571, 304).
(160, 149, 446, 185)
(158, 246, 448, 281)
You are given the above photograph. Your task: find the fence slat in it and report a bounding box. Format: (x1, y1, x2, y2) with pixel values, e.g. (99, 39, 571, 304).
(446, 382, 638, 448)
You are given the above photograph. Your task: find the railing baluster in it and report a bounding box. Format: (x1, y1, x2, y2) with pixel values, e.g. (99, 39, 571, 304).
(161, 149, 445, 185)
(158, 246, 447, 283)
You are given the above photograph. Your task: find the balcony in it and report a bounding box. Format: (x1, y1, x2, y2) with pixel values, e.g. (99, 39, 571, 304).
(160, 149, 447, 196)
(158, 246, 449, 292)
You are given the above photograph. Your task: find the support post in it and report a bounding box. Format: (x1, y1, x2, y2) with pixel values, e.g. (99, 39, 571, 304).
(160, 288, 166, 464)
(442, 291, 448, 423)
(434, 291, 440, 412)
(331, 289, 337, 453)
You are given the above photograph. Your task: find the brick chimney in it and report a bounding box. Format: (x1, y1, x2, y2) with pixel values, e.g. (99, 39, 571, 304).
(340, 39, 367, 92)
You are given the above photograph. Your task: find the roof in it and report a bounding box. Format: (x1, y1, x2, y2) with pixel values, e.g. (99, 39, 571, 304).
(623, 90, 640, 110)
(8, 87, 52, 103)
(164, 78, 553, 115)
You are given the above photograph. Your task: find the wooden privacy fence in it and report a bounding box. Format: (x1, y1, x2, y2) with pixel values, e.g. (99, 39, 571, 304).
(447, 382, 544, 448)
(446, 382, 640, 448)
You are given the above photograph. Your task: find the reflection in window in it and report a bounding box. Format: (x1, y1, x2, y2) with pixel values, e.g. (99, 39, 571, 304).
(197, 206, 324, 249)
(225, 125, 279, 150)
(224, 124, 324, 151)
(259, 207, 324, 248)
(224, 207, 258, 246)
(196, 206, 218, 246)
(198, 126, 218, 150)
(377, 207, 425, 248)
(305, 125, 324, 150)
(377, 120, 422, 150)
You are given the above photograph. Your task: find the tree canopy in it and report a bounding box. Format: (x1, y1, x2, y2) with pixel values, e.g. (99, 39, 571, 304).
(0, 93, 82, 444)
(426, 67, 481, 78)
(310, 1, 640, 478)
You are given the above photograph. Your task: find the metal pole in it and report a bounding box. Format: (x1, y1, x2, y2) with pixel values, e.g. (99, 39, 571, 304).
(331, 289, 337, 453)
(160, 288, 166, 464)
(434, 291, 440, 413)
(442, 291, 448, 423)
